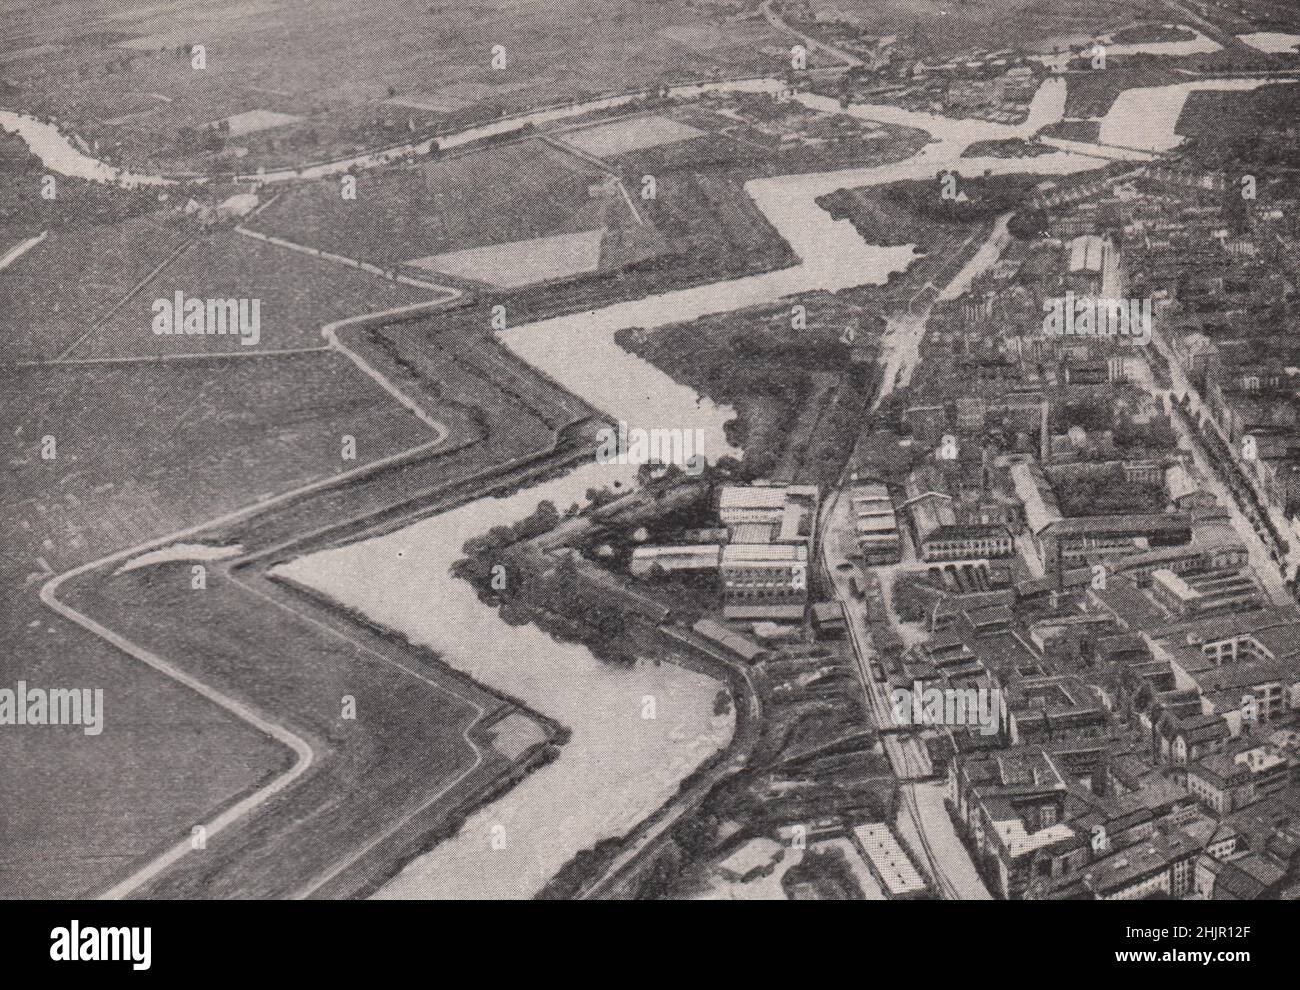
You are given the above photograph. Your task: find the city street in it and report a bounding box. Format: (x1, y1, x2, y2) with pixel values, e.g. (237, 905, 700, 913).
(1136, 337, 1296, 605)
(819, 486, 992, 899)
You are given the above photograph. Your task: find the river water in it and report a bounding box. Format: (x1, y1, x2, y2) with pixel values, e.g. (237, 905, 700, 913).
(275, 460, 734, 899)
(1236, 32, 1300, 54)
(1099, 78, 1290, 152)
(0, 110, 173, 186)
(280, 78, 1146, 898)
(8, 71, 1282, 897)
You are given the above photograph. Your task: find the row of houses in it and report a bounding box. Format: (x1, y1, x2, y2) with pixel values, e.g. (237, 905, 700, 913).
(950, 738, 1300, 900)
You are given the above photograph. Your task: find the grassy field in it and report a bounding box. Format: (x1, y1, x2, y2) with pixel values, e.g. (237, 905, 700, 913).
(247, 121, 807, 298)
(194, 320, 601, 557)
(247, 137, 653, 275)
(1, 351, 436, 572)
(71, 227, 437, 359)
(0, 580, 292, 898)
(0, 211, 196, 363)
(56, 559, 531, 898)
(2, 207, 445, 362)
(0, 0, 789, 173)
(798, 0, 1157, 56)
(609, 98, 930, 180)
(410, 229, 607, 288)
(0, 322, 576, 896)
(562, 114, 706, 157)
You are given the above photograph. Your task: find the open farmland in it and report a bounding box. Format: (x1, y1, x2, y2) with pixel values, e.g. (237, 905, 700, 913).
(245, 124, 821, 295)
(67, 226, 440, 359)
(191, 318, 603, 558)
(248, 138, 649, 277)
(636, 170, 796, 276)
(0, 212, 195, 362)
(53, 556, 551, 899)
(561, 114, 707, 158)
(0, 0, 790, 174)
(610, 98, 931, 180)
(1, 299, 593, 897)
(798, 0, 1159, 55)
(1, 351, 437, 571)
(0, 582, 292, 899)
(408, 229, 607, 289)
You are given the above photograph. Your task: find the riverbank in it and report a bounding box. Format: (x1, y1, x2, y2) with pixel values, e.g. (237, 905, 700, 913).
(255, 74, 1157, 898)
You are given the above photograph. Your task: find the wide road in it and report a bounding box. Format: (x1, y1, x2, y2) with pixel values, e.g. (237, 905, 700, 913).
(1140, 329, 1296, 602)
(819, 490, 991, 899)
(809, 210, 1015, 899)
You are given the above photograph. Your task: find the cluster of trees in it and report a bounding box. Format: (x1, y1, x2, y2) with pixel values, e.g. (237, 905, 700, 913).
(893, 172, 1043, 226)
(892, 575, 937, 624)
(454, 499, 564, 592)
(1055, 468, 1166, 517)
(780, 845, 865, 900)
(1008, 204, 1049, 240)
(1049, 399, 1111, 434)
(1113, 414, 1177, 453)
(521, 556, 637, 662)
(0, 137, 157, 233)
(856, 429, 927, 484)
(728, 329, 853, 369)
(806, 361, 884, 486)
(175, 124, 228, 155)
(176, 120, 329, 160)
(1181, 85, 1300, 173)
(454, 498, 651, 668)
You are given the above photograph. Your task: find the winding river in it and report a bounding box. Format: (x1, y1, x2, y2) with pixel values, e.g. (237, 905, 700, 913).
(7, 70, 1283, 897)
(282, 76, 1136, 899)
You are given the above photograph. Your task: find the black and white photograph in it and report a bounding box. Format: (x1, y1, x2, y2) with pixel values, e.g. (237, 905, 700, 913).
(2, 0, 1298, 971)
